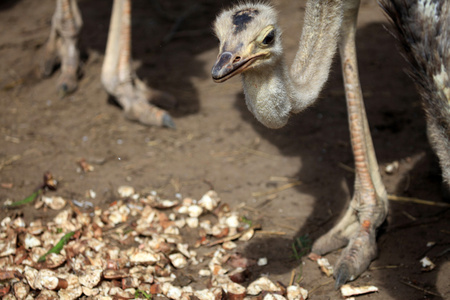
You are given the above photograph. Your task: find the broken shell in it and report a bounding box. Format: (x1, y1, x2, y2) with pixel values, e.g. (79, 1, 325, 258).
(109, 286, 135, 298)
(28, 221, 46, 235)
(167, 285, 183, 299)
(187, 205, 203, 218)
(12, 217, 26, 228)
(198, 190, 220, 211)
(177, 243, 191, 258)
(385, 161, 399, 174)
(56, 273, 80, 290)
(214, 275, 234, 289)
(24, 266, 39, 290)
(35, 269, 67, 290)
(198, 269, 211, 277)
(317, 257, 333, 276)
(186, 217, 199, 228)
(82, 286, 100, 297)
(222, 241, 237, 250)
(225, 214, 240, 228)
(53, 209, 72, 225)
(34, 197, 45, 209)
(43, 253, 66, 269)
(226, 281, 246, 299)
(420, 256, 436, 271)
(238, 229, 254, 242)
(118, 186, 135, 198)
(263, 294, 287, 300)
(199, 219, 212, 231)
(340, 284, 378, 297)
(175, 205, 189, 214)
(0, 230, 16, 257)
(24, 233, 42, 249)
(78, 265, 103, 288)
(164, 225, 180, 235)
(13, 281, 30, 300)
(35, 290, 59, 300)
(287, 285, 308, 300)
(99, 281, 113, 295)
(161, 282, 182, 299)
(103, 268, 130, 279)
(257, 257, 268, 266)
(152, 199, 180, 209)
(174, 218, 186, 228)
(85, 238, 106, 252)
(0, 217, 11, 228)
(169, 253, 188, 269)
(194, 289, 217, 300)
(42, 196, 66, 210)
(130, 266, 154, 284)
(108, 209, 128, 225)
(247, 277, 281, 295)
(57, 286, 83, 299)
(128, 250, 159, 264)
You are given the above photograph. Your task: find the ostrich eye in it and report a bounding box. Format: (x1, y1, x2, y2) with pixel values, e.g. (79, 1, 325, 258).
(262, 30, 275, 45)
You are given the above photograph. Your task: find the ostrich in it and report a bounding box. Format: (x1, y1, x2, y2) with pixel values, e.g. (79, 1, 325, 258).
(40, 0, 175, 128)
(211, 0, 450, 287)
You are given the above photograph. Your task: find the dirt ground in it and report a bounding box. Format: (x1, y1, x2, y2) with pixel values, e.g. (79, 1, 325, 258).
(1, 0, 449, 299)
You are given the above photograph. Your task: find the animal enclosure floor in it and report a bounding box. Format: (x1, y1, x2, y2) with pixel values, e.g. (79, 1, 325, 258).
(0, 0, 449, 299)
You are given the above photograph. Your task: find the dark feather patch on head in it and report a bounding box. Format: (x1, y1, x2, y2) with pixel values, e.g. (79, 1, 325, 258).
(232, 8, 259, 34)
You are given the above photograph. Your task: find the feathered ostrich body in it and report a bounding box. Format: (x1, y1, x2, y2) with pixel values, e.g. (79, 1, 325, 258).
(381, 0, 450, 190)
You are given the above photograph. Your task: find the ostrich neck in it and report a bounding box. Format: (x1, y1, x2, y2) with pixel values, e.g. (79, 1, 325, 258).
(242, 59, 294, 129)
(242, 0, 343, 129)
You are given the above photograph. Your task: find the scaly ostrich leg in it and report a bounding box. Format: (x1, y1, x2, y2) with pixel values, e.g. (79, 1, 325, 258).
(311, 0, 388, 287)
(101, 0, 175, 128)
(41, 0, 82, 96)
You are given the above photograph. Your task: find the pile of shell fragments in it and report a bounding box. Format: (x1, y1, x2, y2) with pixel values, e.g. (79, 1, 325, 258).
(0, 188, 309, 299)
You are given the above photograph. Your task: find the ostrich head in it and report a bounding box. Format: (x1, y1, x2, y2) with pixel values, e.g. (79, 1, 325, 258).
(212, 3, 283, 82)
(211, 2, 342, 129)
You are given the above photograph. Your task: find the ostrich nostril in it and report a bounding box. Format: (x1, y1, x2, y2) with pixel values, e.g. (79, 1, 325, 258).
(233, 56, 241, 63)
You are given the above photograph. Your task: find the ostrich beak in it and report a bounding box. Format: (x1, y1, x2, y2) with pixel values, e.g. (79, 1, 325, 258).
(211, 51, 265, 83)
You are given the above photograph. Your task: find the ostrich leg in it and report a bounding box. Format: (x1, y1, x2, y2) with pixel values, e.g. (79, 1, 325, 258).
(311, 0, 388, 287)
(41, 0, 82, 96)
(101, 0, 175, 128)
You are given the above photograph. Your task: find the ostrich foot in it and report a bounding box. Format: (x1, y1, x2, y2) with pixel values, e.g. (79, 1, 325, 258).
(40, 38, 80, 97)
(123, 99, 175, 129)
(55, 41, 79, 97)
(311, 194, 386, 288)
(111, 79, 176, 128)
